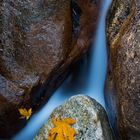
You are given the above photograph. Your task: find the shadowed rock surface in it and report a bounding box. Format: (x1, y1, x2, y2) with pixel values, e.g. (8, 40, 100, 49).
(0, 0, 101, 138)
(105, 0, 140, 140)
(35, 95, 114, 140)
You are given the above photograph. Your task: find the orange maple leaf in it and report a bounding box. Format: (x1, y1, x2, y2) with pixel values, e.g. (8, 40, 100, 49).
(48, 118, 77, 140)
(18, 108, 32, 120)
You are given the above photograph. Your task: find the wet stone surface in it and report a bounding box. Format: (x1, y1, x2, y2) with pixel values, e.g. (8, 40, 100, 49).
(0, 0, 101, 138)
(106, 0, 140, 140)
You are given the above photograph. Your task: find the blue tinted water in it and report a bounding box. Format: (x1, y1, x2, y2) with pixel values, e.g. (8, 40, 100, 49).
(13, 0, 112, 139)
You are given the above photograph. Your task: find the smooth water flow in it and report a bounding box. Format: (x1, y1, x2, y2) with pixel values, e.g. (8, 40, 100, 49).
(86, 0, 112, 107)
(13, 0, 111, 139)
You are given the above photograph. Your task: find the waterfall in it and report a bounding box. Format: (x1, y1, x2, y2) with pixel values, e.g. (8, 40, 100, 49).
(13, 0, 112, 139)
(86, 0, 112, 107)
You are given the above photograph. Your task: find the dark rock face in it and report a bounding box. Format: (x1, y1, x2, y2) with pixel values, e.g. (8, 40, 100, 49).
(0, 0, 101, 138)
(106, 0, 140, 140)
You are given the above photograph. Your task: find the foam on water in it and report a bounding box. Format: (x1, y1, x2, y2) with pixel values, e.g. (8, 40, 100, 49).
(13, 0, 112, 139)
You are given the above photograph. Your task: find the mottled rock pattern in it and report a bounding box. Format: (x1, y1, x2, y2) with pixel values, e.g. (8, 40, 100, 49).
(106, 0, 140, 140)
(0, 0, 101, 138)
(35, 95, 114, 140)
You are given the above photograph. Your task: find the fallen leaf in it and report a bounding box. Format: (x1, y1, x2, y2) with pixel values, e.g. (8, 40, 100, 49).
(18, 108, 32, 120)
(48, 118, 77, 140)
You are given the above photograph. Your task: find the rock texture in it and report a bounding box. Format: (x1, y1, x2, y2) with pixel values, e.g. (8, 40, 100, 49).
(0, 0, 101, 138)
(35, 95, 114, 140)
(105, 0, 140, 140)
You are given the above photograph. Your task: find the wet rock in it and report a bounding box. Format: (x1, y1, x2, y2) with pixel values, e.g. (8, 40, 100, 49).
(35, 95, 114, 140)
(0, 0, 101, 138)
(105, 0, 140, 140)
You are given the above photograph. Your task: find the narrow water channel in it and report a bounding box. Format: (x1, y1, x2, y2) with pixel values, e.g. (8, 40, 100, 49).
(13, 0, 112, 139)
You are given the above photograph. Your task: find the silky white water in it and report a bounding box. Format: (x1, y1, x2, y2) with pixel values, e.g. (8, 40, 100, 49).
(13, 0, 112, 139)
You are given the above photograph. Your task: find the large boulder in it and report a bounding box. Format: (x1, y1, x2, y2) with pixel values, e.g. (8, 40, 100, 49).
(0, 0, 101, 138)
(105, 0, 140, 140)
(35, 95, 114, 140)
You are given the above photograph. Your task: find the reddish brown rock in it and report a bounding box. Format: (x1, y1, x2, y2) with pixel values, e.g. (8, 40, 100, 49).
(105, 0, 140, 140)
(0, 0, 101, 138)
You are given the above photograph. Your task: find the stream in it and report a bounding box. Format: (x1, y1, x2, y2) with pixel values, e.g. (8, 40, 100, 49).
(13, 0, 112, 139)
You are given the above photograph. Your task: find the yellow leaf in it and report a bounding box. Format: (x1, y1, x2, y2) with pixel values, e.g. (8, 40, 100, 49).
(18, 108, 32, 120)
(63, 118, 76, 125)
(48, 118, 77, 140)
